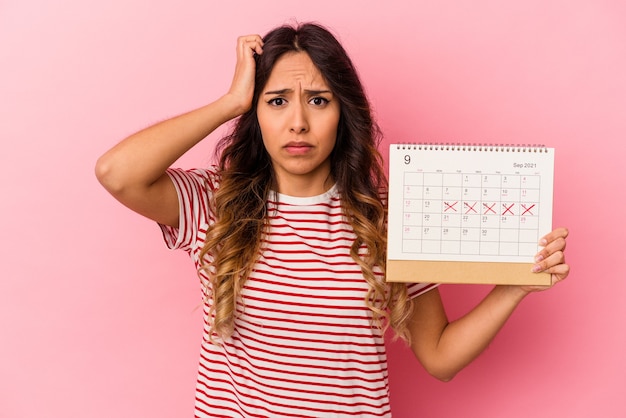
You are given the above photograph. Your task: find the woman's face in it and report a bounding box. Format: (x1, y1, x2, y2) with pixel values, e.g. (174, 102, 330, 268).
(257, 51, 340, 197)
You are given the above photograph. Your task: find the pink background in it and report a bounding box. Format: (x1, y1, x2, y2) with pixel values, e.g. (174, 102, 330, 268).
(1, 1, 625, 417)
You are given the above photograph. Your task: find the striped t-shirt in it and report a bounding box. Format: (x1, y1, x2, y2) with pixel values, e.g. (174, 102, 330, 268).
(160, 167, 437, 418)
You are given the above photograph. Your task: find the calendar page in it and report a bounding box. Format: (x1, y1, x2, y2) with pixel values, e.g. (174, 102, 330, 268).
(387, 144, 554, 266)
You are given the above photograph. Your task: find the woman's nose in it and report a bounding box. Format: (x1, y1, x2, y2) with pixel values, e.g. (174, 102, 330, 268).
(289, 103, 309, 133)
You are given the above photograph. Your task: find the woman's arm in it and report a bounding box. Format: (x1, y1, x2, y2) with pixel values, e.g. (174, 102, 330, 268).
(94, 35, 263, 227)
(408, 227, 570, 381)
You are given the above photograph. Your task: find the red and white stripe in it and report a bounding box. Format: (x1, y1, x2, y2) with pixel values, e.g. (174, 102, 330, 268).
(160, 167, 437, 417)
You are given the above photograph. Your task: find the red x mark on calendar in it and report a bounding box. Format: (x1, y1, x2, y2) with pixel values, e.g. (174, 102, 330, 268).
(483, 203, 496, 214)
(521, 203, 536, 215)
(444, 201, 458, 212)
(502, 203, 515, 215)
(464, 202, 477, 214)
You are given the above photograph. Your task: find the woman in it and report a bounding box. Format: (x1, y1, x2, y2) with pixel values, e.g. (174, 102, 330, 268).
(96, 22, 569, 417)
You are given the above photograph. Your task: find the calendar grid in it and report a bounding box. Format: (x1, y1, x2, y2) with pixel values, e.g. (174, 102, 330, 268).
(401, 172, 541, 257)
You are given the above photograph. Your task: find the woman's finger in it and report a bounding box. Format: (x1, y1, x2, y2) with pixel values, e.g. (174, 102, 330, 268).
(532, 249, 565, 273)
(237, 34, 264, 56)
(539, 227, 569, 246)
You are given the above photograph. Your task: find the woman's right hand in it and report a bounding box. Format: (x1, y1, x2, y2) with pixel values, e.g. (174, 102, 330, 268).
(226, 34, 264, 115)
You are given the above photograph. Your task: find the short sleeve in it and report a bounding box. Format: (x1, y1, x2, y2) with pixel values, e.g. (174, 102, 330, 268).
(158, 167, 219, 252)
(406, 282, 439, 299)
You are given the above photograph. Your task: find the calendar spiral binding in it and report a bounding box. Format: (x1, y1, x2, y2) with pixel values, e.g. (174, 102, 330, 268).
(395, 143, 549, 153)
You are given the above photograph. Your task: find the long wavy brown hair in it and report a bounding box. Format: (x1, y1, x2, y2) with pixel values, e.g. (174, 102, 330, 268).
(199, 22, 413, 343)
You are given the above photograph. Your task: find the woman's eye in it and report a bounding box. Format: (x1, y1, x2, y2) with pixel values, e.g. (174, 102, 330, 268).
(310, 97, 329, 106)
(268, 98, 286, 106)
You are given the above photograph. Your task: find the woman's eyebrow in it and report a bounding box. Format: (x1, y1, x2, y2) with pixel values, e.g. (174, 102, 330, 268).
(305, 89, 333, 95)
(264, 88, 291, 95)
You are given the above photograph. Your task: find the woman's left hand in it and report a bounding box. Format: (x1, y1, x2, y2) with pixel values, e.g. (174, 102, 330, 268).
(522, 227, 570, 292)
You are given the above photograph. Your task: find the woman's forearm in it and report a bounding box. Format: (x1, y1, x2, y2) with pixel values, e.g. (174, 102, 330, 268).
(421, 286, 529, 381)
(95, 94, 244, 193)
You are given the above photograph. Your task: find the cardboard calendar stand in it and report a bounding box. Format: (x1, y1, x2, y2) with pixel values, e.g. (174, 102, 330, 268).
(385, 143, 554, 286)
(386, 260, 551, 286)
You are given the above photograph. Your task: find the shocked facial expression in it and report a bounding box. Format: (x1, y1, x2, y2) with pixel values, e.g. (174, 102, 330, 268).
(256, 51, 341, 196)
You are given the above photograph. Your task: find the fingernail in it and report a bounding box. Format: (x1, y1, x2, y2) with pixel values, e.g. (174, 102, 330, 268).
(531, 264, 542, 273)
(539, 239, 548, 246)
(535, 254, 544, 263)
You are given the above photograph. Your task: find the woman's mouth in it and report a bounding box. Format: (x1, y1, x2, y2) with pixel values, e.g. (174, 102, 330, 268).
(284, 142, 313, 155)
